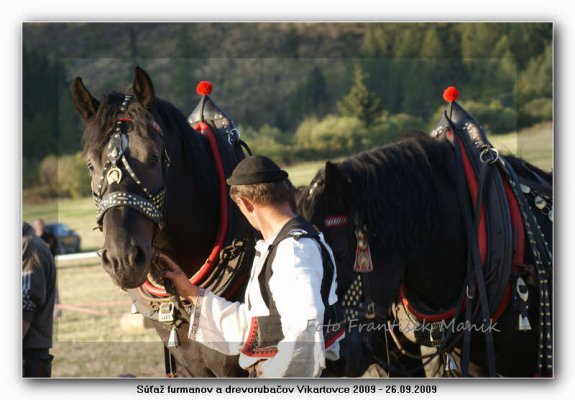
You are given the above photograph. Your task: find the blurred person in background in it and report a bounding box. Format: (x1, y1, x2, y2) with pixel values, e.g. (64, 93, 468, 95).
(22, 222, 57, 377)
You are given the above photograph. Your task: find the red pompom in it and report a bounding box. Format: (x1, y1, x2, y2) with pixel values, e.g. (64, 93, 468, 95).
(196, 81, 213, 96)
(443, 86, 459, 103)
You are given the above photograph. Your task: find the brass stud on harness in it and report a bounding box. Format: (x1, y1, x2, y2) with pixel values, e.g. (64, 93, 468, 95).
(520, 184, 531, 194)
(534, 196, 546, 210)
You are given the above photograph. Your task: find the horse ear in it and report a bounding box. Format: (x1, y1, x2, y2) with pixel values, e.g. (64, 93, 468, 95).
(132, 66, 155, 109)
(72, 77, 100, 121)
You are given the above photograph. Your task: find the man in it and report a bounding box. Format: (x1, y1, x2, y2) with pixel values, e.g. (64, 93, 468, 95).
(160, 155, 343, 377)
(32, 218, 61, 318)
(22, 222, 57, 377)
(32, 219, 58, 257)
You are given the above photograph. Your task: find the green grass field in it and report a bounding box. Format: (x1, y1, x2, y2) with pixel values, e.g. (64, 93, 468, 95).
(22, 122, 552, 377)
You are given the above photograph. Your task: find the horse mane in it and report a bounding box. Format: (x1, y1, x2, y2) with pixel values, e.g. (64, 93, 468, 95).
(336, 132, 457, 261)
(150, 97, 217, 194)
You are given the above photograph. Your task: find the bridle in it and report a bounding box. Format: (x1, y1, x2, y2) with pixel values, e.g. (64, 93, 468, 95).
(91, 95, 171, 231)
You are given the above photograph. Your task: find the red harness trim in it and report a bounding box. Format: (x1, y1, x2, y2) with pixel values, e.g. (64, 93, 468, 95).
(190, 122, 229, 285)
(141, 121, 229, 297)
(399, 131, 525, 323)
(457, 136, 488, 266)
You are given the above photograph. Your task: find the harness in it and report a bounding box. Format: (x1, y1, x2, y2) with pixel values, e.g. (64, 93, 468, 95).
(137, 89, 254, 300)
(423, 99, 552, 377)
(240, 216, 346, 359)
(92, 95, 170, 230)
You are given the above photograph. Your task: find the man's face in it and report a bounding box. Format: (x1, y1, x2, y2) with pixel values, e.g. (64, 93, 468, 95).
(32, 220, 45, 235)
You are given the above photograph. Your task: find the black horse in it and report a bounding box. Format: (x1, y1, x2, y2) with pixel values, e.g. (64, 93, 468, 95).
(298, 132, 553, 377)
(72, 67, 254, 377)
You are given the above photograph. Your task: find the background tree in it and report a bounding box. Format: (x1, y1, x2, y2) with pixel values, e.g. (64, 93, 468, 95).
(337, 64, 382, 127)
(21, 23, 553, 197)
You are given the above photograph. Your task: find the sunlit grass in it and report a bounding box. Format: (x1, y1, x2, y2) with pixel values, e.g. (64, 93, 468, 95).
(490, 122, 553, 171)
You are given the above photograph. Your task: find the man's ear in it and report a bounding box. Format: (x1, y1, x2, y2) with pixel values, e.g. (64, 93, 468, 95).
(237, 197, 255, 213)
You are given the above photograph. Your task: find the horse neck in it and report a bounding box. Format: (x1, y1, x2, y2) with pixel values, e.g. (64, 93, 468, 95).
(160, 122, 221, 276)
(399, 169, 469, 311)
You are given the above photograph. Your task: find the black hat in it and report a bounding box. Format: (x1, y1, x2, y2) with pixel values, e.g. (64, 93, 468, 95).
(226, 155, 288, 185)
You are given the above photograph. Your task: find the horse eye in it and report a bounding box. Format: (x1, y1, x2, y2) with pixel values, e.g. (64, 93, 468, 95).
(87, 162, 94, 175)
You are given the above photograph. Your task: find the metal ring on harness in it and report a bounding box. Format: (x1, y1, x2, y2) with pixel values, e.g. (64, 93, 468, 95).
(228, 128, 240, 145)
(479, 147, 500, 165)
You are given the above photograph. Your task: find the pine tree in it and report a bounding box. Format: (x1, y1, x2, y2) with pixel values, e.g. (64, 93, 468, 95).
(337, 64, 382, 127)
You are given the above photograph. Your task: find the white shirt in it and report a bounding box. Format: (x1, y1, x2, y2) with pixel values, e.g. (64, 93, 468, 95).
(187, 228, 341, 377)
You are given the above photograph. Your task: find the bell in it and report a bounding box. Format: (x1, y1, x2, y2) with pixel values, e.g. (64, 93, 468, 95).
(167, 326, 179, 348)
(519, 315, 532, 331)
(130, 302, 139, 314)
(444, 353, 458, 373)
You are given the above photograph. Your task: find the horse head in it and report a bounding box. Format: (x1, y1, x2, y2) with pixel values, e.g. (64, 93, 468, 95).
(298, 161, 379, 376)
(299, 162, 357, 286)
(298, 158, 408, 315)
(72, 67, 170, 289)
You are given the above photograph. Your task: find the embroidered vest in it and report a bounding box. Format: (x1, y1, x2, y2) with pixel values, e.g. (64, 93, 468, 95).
(240, 216, 345, 358)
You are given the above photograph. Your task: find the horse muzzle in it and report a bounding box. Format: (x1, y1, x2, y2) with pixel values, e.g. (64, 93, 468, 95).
(101, 244, 152, 289)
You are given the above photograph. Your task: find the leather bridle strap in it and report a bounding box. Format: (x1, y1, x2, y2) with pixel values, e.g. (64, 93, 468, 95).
(92, 95, 169, 230)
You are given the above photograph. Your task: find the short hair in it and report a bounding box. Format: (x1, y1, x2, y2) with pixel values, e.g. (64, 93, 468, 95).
(230, 179, 292, 206)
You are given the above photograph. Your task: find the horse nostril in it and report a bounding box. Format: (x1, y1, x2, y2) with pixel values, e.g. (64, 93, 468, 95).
(129, 246, 147, 267)
(101, 248, 120, 274)
(101, 249, 110, 265)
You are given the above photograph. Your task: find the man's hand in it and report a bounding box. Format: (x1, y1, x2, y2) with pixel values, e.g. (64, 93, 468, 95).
(159, 253, 199, 301)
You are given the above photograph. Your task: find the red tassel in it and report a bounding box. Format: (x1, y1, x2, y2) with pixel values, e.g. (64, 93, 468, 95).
(196, 81, 213, 96)
(443, 86, 459, 103)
